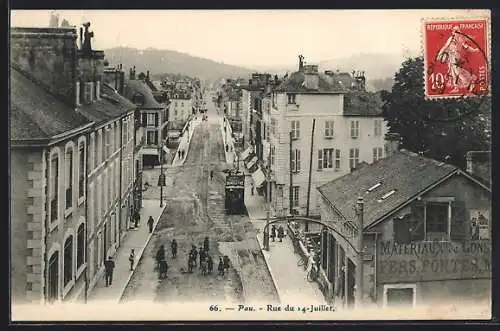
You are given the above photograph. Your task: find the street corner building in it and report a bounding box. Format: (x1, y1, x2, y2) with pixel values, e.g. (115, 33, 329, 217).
(238, 55, 396, 218)
(315, 150, 491, 309)
(10, 25, 140, 304)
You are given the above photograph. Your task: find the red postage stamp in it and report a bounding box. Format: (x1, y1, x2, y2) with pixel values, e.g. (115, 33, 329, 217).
(423, 17, 490, 99)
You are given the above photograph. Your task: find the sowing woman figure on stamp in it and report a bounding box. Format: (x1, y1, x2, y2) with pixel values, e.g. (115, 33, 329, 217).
(437, 26, 480, 93)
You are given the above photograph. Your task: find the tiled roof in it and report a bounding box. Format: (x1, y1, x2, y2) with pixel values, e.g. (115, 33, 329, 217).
(317, 150, 459, 229)
(10, 67, 92, 141)
(343, 90, 383, 116)
(77, 83, 136, 124)
(123, 79, 163, 109)
(274, 71, 346, 93)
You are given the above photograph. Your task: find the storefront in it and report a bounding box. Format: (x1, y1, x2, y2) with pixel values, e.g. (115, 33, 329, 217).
(316, 151, 492, 309)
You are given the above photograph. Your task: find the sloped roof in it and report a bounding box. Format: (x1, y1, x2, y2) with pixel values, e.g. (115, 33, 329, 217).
(274, 71, 347, 93)
(10, 67, 92, 140)
(343, 90, 384, 116)
(123, 79, 163, 109)
(77, 83, 136, 124)
(317, 150, 460, 229)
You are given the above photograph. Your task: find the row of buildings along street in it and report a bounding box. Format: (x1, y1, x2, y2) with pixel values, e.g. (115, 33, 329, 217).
(10, 15, 491, 316)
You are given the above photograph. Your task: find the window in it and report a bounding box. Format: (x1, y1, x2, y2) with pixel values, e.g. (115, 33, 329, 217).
(425, 202, 450, 240)
(65, 147, 73, 211)
(325, 120, 334, 138)
(350, 120, 360, 139)
(374, 119, 382, 137)
(78, 142, 85, 199)
(97, 130, 103, 165)
(291, 120, 300, 139)
(335, 149, 341, 170)
(181, 102, 184, 107)
(383, 284, 416, 308)
(47, 251, 59, 301)
(63, 236, 73, 286)
(292, 186, 300, 207)
(270, 146, 276, 166)
(146, 131, 158, 145)
(349, 148, 360, 170)
(105, 127, 110, 160)
(291, 149, 301, 172)
(287, 93, 296, 104)
(50, 154, 59, 223)
(147, 113, 155, 126)
(271, 118, 277, 136)
(373, 147, 383, 162)
(77, 224, 85, 269)
(115, 126, 120, 151)
(88, 184, 94, 234)
(318, 148, 341, 170)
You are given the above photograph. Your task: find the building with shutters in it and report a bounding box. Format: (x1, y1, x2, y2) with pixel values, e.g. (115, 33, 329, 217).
(10, 25, 138, 304)
(254, 56, 390, 218)
(123, 68, 169, 168)
(316, 150, 491, 309)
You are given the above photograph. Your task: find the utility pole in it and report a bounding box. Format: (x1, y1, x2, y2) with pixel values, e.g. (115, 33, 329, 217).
(355, 196, 364, 309)
(289, 131, 293, 215)
(305, 118, 316, 232)
(263, 143, 272, 251)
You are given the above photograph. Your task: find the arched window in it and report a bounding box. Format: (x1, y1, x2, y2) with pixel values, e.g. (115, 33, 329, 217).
(77, 224, 85, 269)
(63, 236, 73, 286)
(49, 153, 59, 223)
(65, 146, 74, 211)
(47, 250, 59, 302)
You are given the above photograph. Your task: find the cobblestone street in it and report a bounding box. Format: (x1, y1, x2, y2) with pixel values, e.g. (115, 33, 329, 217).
(121, 95, 279, 304)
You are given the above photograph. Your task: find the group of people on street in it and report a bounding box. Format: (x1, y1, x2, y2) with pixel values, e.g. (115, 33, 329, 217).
(270, 224, 285, 242)
(177, 149, 186, 160)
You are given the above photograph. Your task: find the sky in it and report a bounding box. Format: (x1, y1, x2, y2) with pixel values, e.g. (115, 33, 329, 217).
(10, 9, 490, 68)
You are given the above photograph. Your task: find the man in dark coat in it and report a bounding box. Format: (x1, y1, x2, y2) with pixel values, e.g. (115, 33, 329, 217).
(207, 255, 214, 274)
(270, 225, 277, 242)
(217, 257, 225, 277)
(134, 210, 140, 228)
(277, 225, 285, 242)
(223, 255, 230, 272)
(199, 247, 206, 268)
(147, 216, 154, 233)
(104, 257, 115, 287)
(191, 245, 198, 267)
(210, 170, 214, 181)
(171, 239, 178, 259)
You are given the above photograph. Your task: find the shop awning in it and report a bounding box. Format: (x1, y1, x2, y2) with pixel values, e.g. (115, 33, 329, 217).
(240, 146, 253, 162)
(246, 156, 258, 170)
(251, 167, 266, 188)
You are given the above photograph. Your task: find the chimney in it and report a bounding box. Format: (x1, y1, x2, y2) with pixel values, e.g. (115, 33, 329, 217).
(466, 151, 491, 184)
(303, 64, 319, 90)
(11, 27, 78, 108)
(298, 54, 304, 72)
(79, 27, 83, 49)
(119, 70, 125, 94)
(323, 70, 335, 85)
(130, 67, 135, 80)
(146, 70, 150, 81)
(384, 132, 401, 156)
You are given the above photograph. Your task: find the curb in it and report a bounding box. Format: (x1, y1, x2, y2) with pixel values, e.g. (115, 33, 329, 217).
(117, 202, 167, 303)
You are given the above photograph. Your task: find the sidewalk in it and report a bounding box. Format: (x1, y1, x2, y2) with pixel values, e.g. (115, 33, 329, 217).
(88, 199, 166, 303)
(244, 178, 327, 305)
(172, 117, 201, 167)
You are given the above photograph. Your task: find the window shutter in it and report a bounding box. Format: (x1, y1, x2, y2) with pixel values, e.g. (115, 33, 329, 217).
(142, 113, 147, 126)
(393, 215, 411, 244)
(297, 121, 300, 137)
(296, 150, 301, 171)
(154, 131, 159, 145)
(318, 149, 323, 170)
(410, 201, 425, 241)
(291, 152, 296, 172)
(154, 113, 159, 126)
(450, 200, 467, 242)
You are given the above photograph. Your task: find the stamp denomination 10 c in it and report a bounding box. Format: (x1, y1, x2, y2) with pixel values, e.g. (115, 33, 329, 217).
(423, 17, 490, 99)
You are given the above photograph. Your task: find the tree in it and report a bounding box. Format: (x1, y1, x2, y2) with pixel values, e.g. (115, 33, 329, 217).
(138, 72, 146, 80)
(382, 56, 491, 168)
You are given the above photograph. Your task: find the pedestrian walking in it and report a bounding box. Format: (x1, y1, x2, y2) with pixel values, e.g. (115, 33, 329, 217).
(251, 183, 255, 196)
(171, 239, 178, 259)
(178, 150, 181, 158)
(207, 255, 214, 274)
(223, 255, 230, 273)
(200, 257, 208, 276)
(147, 216, 154, 233)
(210, 170, 214, 181)
(129, 249, 135, 271)
(188, 255, 195, 273)
(191, 245, 198, 267)
(278, 225, 285, 242)
(226, 144, 229, 152)
(199, 247, 205, 268)
(270, 225, 277, 242)
(104, 257, 115, 287)
(203, 236, 210, 252)
(217, 257, 225, 277)
(134, 210, 140, 228)
(159, 259, 168, 279)
(156, 245, 165, 270)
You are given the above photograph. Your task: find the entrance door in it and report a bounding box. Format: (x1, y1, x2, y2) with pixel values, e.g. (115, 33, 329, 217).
(47, 252, 59, 302)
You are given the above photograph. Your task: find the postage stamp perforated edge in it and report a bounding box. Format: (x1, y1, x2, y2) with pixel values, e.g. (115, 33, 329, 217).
(420, 15, 491, 100)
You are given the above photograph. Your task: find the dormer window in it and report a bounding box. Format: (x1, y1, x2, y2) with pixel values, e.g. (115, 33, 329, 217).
(378, 189, 396, 203)
(287, 93, 296, 104)
(133, 93, 145, 106)
(367, 182, 382, 193)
